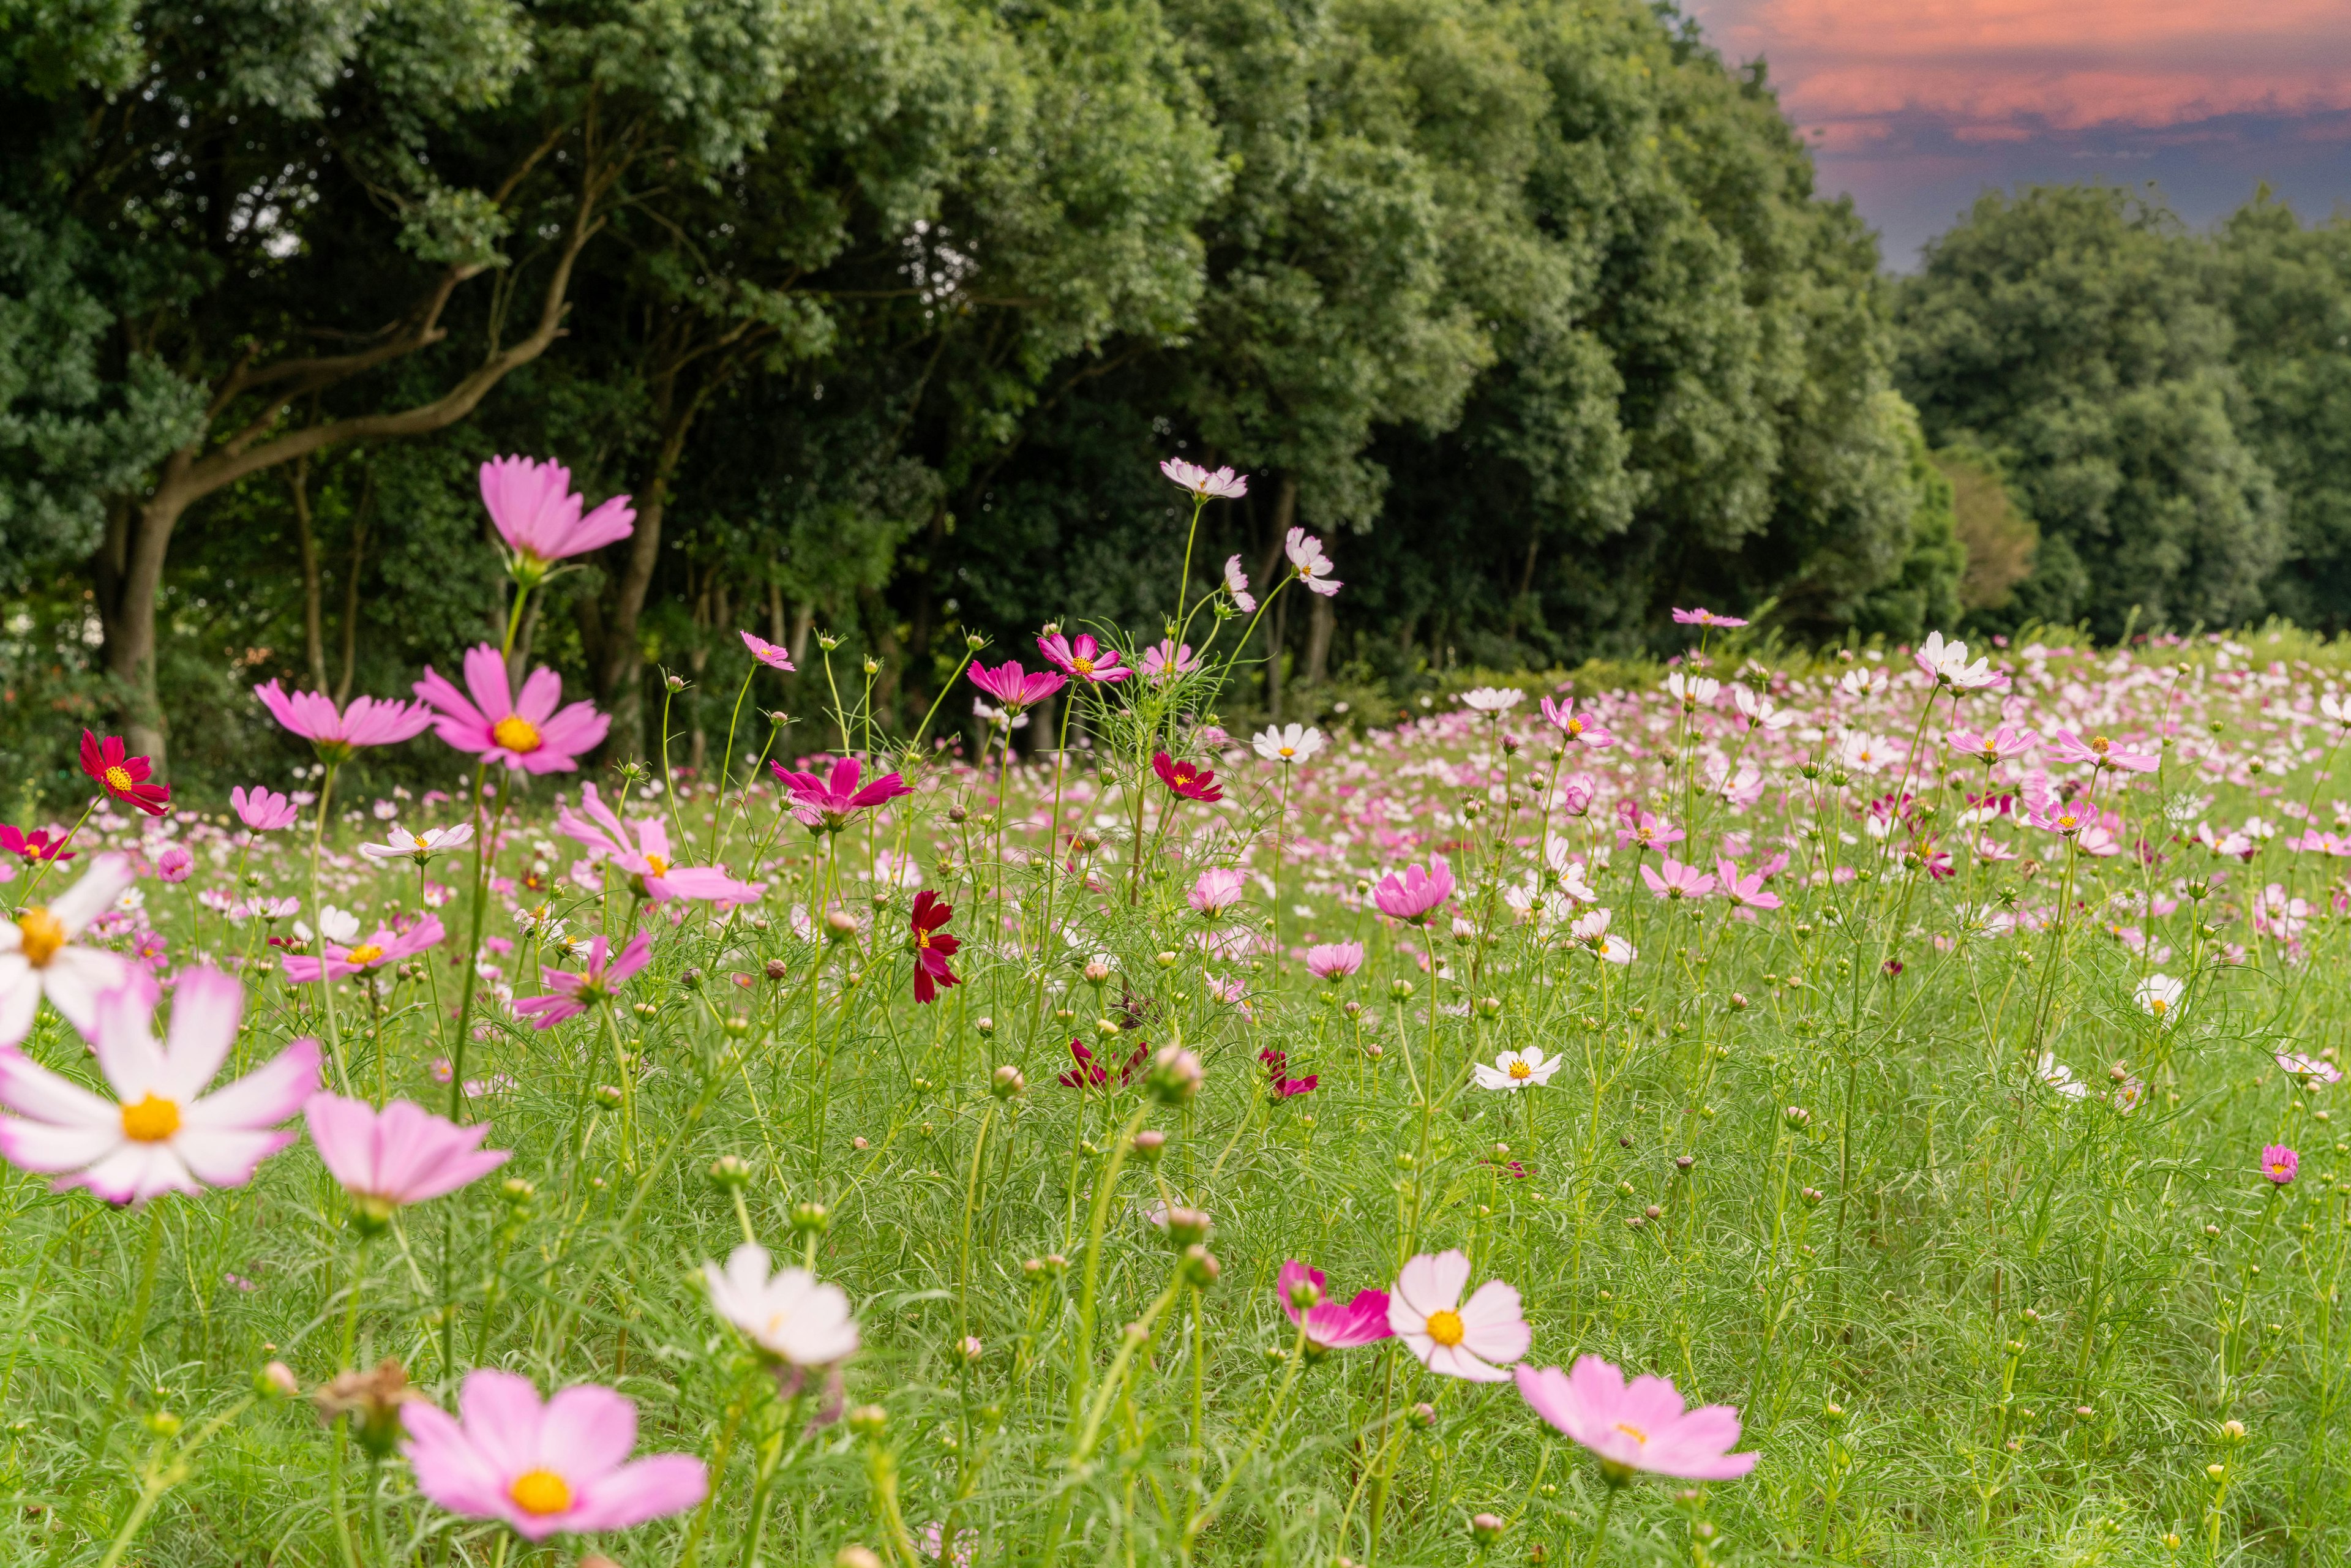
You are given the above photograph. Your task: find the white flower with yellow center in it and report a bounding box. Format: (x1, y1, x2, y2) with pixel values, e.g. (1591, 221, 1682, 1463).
(2135, 972, 2184, 1025)
(0, 852, 138, 1045)
(1251, 724, 1325, 765)
(702, 1243, 860, 1367)
(1473, 1047, 1561, 1092)
(1385, 1248, 1529, 1382)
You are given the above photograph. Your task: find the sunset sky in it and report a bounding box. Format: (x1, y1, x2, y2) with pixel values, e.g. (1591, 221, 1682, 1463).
(1679, 0, 2351, 267)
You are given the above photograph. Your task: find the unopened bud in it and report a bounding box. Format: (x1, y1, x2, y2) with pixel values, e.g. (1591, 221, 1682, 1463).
(847, 1405, 888, 1436)
(790, 1201, 830, 1234)
(1471, 1512, 1504, 1545)
(1133, 1129, 1166, 1161)
(992, 1064, 1025, 1099)
(1181, 1245, 1220, 1287)
(1408, 1401, 1436, 1430)
(665, 673, 686, 693)
(1147, 1045, 1203, 1105)
(825, 910, 858, 940)
(261, 1361, 299, 1398)
(975, 1016, 996, 1037)
(708, 1155, 752, 1190)
(1161, 1207, 1212, 1246)
(1288, 1275, 1324, 1310)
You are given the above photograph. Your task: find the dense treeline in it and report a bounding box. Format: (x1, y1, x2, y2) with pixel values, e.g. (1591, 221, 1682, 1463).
(0, 0, 2342, 793)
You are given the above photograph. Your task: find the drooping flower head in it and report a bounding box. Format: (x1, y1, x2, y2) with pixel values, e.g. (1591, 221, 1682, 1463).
(1223, 556, 1256, 613)
(280, 916, 446, 985)
(2263, 1144, 2299, 1185)
(1373, 857, 1454, 925)
(1189, 868, 1247, 920)
(304, 1093, 511, 1228)
(1253, 724, 1325, 764)
(703, 1243, 861, 1367)
(414, 645, 610, 773)
(739, 629, 796, 672)
(1160, 457, 1248, 501)
(1284, 527, 1341, 597)
(80, 732, 169, 816)
(909, 891, 959, 1004)
(1037, 631, 1130, 685)
(401, 1369, 705, 1542)
(1277, 1261, 1393, 1354)
(513, 932, 653, 1031)
(1304, 941, 1363, 981)
(771, 756, 913, 833)
(0, 966, 318, 1203)
(1152, 751, 1224, 804)
(0, 852, 138, 1042)
(479, 456, 636, 583)
(252, 681, 435, 762)
(1515, 1356, 1759, 1482)
(967, 660, 1067, 715)
(1387, 1248, 1529, 1382)
(230, 786, 302, 833)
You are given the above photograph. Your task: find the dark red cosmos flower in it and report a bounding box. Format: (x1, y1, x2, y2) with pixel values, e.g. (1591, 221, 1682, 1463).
(1057, 1037, 1146, 1090)
(0, 825, 74, 864)
(1152, 750, 1223, 804)
(80, 731, 170, 816)
(1260, 1046, 1316, 1097)
(909, 890, 960, 1004)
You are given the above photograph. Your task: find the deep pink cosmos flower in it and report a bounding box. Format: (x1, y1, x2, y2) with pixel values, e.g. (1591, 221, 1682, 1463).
(1141, 640, 1201, 681)
(0, 825, 73, 864)
(909, 891, 959, 1004)
(414, 645, 610, 773)
(1539, 696, 1613, 748)
(557, 784, 762, 906)
(2263, 1144, 2299, 1185)
(739, 629, 796, 672)
(304, 1093, 511, 1224)
(1640, 855, 1716, 901)
(1373, 857, 1454, 924)
(1616, 806, 1684, 853)
(156, 846, 193, 883)
(1038, 631, 1130, 685)
(771, 756, 913, 833)
(1152, 751, 1224, 804)
(1515, 1355, 1759, 1482)
(967, 659, 1067, 714)
(1189, 868, 1247, 919)
(1277, 1260, 1393, 1352)
(2045, 728, 2159, 773)
(253, 680, 435, 760)
(231, 786, 302, 833)
(1305, 940, 1363, 980)
(1160, 457, 1248, 500)
(281, 916, 446, 984)
(514, 932, 653, 1030)
(1949, 724, 2038, 765)
(80, 732, 170, 816)
(1669, 606, 1748, 629)
(401, 1368, 706, 1542)
(0, 966, 318, 1204)
(479, 456, 636, 577)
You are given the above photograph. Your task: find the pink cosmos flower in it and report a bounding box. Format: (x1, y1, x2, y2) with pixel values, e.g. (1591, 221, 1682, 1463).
(1160, 457, 1248, 501)
(967, 659, 1067, 714)
(1716, 858, 1780, 910)
(0, 824, 73, 864)
(303, 1093, 511, 1223)
(1556, 774, 1597, 816)
(1616, 806, 1684, 853)
(1277, 1261, 1393, 1352)
(1539, 696, 1613, 748)
(1284, 527, 1341, 597)
(231, 786, 302, 833)
(253, 680, 435, 760)
(1515, 1356, 1759, 1481)
(556, 784, 762, 906)
(401, 1368, 706, 1542)
(1223, 557, 1256, 612)
(1670, 607, 1748, 628)
(1038, 631, 1130, 685)
(1386, 1248, 1529, 1382)
(739, 630, 796, 672)
(156, 846, 193, 884)
(0, 966, 318, 1204)
(1189, 868, 1247, 920)
(770, 756, 913, 833)
(514, 932, 652, 1030)
(479, 456, 636, 573)
(1949, 724, 2038, 765)
(1141, 640, 1201, 682)
(1373, 857, 1454, 924)
(2045, 728, 2159, 773)
(2262, 1144, 2298, 1185)
(1305, 941, 1363, 980)
(282, 917, 444, 984)
(1640, 856, 1715, 901)
(414, 645, 610, 773)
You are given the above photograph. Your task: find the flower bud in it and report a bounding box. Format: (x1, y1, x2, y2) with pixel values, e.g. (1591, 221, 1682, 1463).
(1471, 1512, 1504, 1545)
(1133, 1129, 1167, 1162)
(847, 1405, 888, 1437)
(1408, 1401, 1436, 1430)
(790, 1201, 830, 1234)
(501, 1177, 535, 1204)
(1390, 978, 1415, 1000)
(593, 1084, 624, 1109)
(1161, 1207, 1212, 1247)
(1784, 1106, 1811, 1130)
(765, 958, 789, 981)
(1084, 959, 1113, 985)
(991, 1064, 1025, 1099)
(665, 673, 686, 693)
(975, 1016, 996, 1037)
(1288, 1276, 1324, 1310)
(1181, 1245, 1220, 1287)
(825, 910, 858, 941)
(708, 1155, 753, 1190)
(1147, 1045, 1203, 1105)
(1675, 1154, 1695, 1172)
(261, 1361, 300, 1399)
(958, 1336, 983, 1365)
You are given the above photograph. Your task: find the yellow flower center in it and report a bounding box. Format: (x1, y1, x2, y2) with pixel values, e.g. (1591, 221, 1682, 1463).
(1423, 1309, 1465, 1348)
(103, 765, 135, 793)
(1508, 1059, 1532, 1080)
(1567, 719, 1584, 736)
(1279, 746, 1296, 759)
(508, 1469, 572, 1517)
(1613, 1422, 1650, 1445)
(120, 1093, 180, 1143)
(345, 943, 385, 967)
(2274, 1162, 2292, 1178)
(2149, 998, 2168, 1016)
(492, 715, 542, 753)
(2091, 735, 2110, 752)
(17, 907, 66, 967)
(915, 930, 931, 949)
(645, 855, 670, 877)
(1073, 657, 1095, 675)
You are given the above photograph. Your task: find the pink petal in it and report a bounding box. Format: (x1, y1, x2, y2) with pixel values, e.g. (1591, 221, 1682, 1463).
(460, 645, 517, 728)
(534, 1384, 638, 1482)
(184, 1038, 320, 1132)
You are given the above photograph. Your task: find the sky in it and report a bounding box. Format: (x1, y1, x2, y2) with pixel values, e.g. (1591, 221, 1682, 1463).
(1678, 0, 2351, 269)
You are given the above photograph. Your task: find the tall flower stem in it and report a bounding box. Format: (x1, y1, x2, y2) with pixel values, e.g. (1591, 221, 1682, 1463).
(708, 663, 759, 862)
(1172, 494, 1208, 631)
(307, 759, 349, 1094)
(19, 797, 99, 907)
(1581, 1481, 1622, 1568)
(1179, 1317, 1310, 1559)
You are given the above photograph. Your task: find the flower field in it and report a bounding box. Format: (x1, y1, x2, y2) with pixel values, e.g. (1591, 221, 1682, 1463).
(6, 459, 2351, 1566)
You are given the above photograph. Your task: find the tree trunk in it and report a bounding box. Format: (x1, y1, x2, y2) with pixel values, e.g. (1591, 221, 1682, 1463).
(93, 470, 195, 765)
(1304, 590, 1335, 689)
(290, 455, 329, 693)
(336, 504, 367, 704)
(789, 600, 815, 671)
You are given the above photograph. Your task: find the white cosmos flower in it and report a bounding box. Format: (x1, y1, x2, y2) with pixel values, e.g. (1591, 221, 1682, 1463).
(1838, 732, 1894, 775)
(2034, 1053, 2090, 1100)
(1732, 686, 1796, 730)
(1459, 688, 1523, 714)
(1914, 631, 2001, 690)
(2135, 972, 2184, 1025)
(1473, 1047, 1561, 1092)
(1253, 724, 1325, 764)
(356, 823, 475, 865)
(1386, 1248, 1530, 1382)
(0, 852, 138, 1045)
(703, 1242, 860, 1367)
(1663, 672, 1719, 708)
(294, 906, 361, 947)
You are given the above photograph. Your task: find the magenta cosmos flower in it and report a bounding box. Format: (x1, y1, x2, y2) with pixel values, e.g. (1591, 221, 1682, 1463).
(0, 966, 318, 1203)
(414, 645, 610, 773)
(1669, 606, 1748, 629)
(402, 1368, 706, 1542)
(81, 731, 170, 816)
(740, 629, 796, 672)
(1152, 751, 1224, 804)
(514, 932, 651, 1030)
(771, 756, 913, 833)
(2045, 727, 2158, 774)
(231, 785, 302, 833)
(1373, 857, 1454, 924)
(557, 784, 761, 906)
(304, 1093, 511, 1226)
(1517, 1356, 1758, 1482)
(1304, 940, 1363, 980)
(253, 680, 435, 761)
(909, 891, 959, 1003)
(1038, 631, 1130, 685)
(0, 824, 74, 864)
(967, 659, 1067, 714)
(1387, 1248, 1529, 1382)
(281, 915, 446, 984)
(1190, 868, 1247, 920)
(1277, 1260, 1392, 1353)
(2263, 1144, 2299, 1185)
(1160, 457, 1248, 501)
(479, 456, 636, 579)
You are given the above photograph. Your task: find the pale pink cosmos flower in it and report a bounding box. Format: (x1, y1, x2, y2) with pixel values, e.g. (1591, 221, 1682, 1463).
(1731, 687, 1795, 730)
(414, 645, 610, 773)
(401, 1368, 706, 1542)
(1278, 1260, 1393, 1352)
(1373, 857, 1454, 924)
(1223, 556, 1256, 612)
(1914, 631, 2004, 691)
(1038, 631, 1130, 685)
(1141, 640, 1201, 682)
(1387, 1248, 1529, 1382)
(1189, 868, 1247, 920)
(479, 456, 636, 574)
(231, 785, 303, 833)
(0, 852, 139, 1043)
(252, 680, 436, 760)
(1284, 528, 1341, 596)
(1717, 858, 1781, 911)
(356, 823, 474, 865)
(1949, 724, 2038, 765)
(1670, 606, 1747, 628)
(2045, 728, 2159, 773)
(770, 756, 913, 833)
(303, 1093, 511, 1224)
(2279, 1051, 2342, 1086)
(557, 784, 762, 906)
(1160, 457, 1248, 501)
(1515, 1355, 1758, 1481)
(739, 630, 796, 672)
(1640, 856, 1715, 901)
(514, 932, 653, 1030)
(1305, 941, 1363, 980)
(1555, 773, 1597, 816)
(1571, 907, 1635, 964)
(967, 659, 1066, 714)
(281, 915, 446, 984)
(0, 966, 318, 1204)
(1539, 695, 1612, 747)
